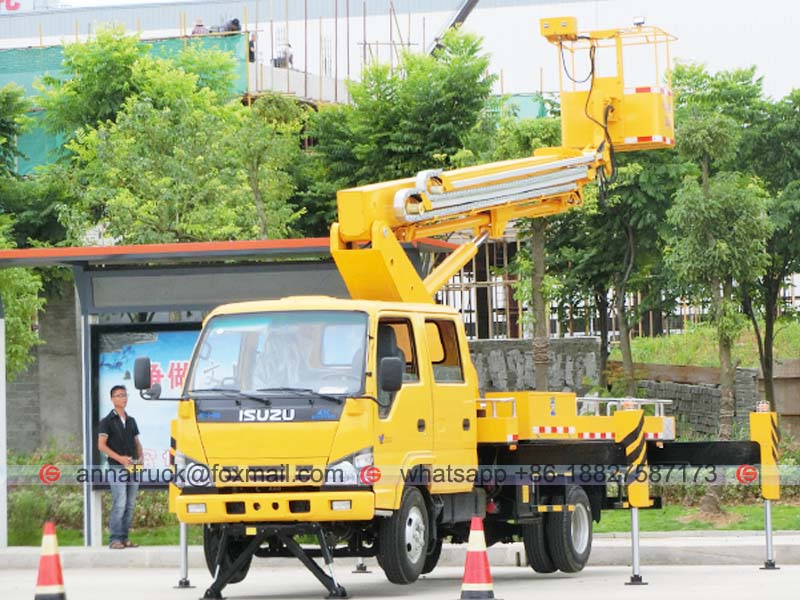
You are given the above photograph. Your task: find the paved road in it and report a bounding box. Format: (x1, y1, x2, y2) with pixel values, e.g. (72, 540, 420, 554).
(12, 565, 799, 600)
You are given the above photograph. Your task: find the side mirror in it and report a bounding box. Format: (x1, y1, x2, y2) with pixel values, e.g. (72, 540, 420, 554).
(134, 357, 162, 400)
(379, 356, 403, 396)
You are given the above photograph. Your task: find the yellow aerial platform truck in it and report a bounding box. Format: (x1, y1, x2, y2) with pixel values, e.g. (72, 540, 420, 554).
(134, 17, 780, 599)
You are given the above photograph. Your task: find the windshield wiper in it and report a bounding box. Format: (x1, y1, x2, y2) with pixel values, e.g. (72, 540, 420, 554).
(187, 388, 272, 406)
(254, 387, 345, 405)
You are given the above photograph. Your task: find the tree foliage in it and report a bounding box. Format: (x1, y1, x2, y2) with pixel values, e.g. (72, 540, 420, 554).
(37, 26, 150, 137)
(310, 29, 495, 187)
(666, 173, 772, 436)
(61, 89, 303, 244)
(36, 26, 238, 141)
(0, 84, 30, 177)
(41, 31, 300, 244)
(0, 216, 45, 380)
(666, 174, 772, 300)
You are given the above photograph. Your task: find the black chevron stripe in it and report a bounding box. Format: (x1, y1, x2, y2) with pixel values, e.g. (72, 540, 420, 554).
(771, 416, 780, 443)
(624, 465, 641, 485)
(619, 415, 645, 451)
(627, 438, 647, 465)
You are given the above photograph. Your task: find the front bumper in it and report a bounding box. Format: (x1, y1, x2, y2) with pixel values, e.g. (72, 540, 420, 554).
(175, 490, 375, 524)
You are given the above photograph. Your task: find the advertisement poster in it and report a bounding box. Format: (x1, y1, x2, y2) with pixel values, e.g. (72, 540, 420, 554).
(95, 328, 200, 470)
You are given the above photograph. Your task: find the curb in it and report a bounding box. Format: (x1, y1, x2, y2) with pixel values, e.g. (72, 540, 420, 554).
(2, 534, 798, 569)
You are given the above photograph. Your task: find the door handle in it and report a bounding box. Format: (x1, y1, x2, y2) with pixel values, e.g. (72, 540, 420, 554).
(417, 419, 426, 432)
(463, 418, 471, 431)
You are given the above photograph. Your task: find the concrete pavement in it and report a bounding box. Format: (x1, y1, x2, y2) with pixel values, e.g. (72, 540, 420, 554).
(7, 565, 800, 600)
(2, 531, 798, 569)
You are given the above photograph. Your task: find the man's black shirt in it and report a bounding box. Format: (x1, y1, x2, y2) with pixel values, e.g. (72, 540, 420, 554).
(98, 409, 140, 465)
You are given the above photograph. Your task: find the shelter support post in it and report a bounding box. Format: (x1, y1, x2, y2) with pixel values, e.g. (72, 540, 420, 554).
(0, 296, 7, 548)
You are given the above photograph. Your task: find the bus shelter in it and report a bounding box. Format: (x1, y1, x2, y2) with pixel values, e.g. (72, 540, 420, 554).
(0, 237, 451, 548)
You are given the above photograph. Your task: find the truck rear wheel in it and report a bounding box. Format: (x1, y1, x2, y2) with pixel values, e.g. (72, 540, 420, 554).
(522, 518, 556, 573)
(202, 524, 253, 584)
(378, 486, 429, 584)
(545, 485, 593, 573)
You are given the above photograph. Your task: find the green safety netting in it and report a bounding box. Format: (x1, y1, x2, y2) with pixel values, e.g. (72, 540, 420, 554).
(1, 33, 247, 175)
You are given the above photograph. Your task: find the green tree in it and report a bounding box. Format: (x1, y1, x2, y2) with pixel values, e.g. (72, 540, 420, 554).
(0, 216, 45, 380)
(0, 84, 30, 177)
(60, 64, 301, 244)
(173, 42, 237, 99)
(492, 112, 561, 390)
(739, 90, 800, 410)
(223, 94, 307, 239)
(310, 29, 495, 188)
(547, 189, 616, 386)
(37, 27, 150, 138)
(37, 26, 238, 142)
(672, 62, 800, 418)
(0, 175, 70, 247)
(666, 173, 771, 438)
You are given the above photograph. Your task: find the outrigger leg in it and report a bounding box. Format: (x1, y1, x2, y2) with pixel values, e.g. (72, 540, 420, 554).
(203, 527, 268, 599)
(202, 524, 348, 599)
(760, 499, 779, 570)
(277, 527, 349, 599)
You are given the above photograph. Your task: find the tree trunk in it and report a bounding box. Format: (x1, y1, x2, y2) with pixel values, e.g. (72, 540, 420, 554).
(594, 288, 610, 389)
(743, 281, 776, 412)
(531, 219, 549, 391)
(761, 275, 781, 411)
(716, 279, 735, 441)
(616, 223, 637, 397)
(615, 287, 636, 397)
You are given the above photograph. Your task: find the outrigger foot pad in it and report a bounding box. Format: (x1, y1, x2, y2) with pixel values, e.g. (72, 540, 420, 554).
(625, 575, 648, 586)
(760, 560, 780, 570)
(325, 585, 349, 599)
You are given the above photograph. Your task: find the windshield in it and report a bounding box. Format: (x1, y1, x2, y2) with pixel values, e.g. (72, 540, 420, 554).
(187, 311, 368, 397)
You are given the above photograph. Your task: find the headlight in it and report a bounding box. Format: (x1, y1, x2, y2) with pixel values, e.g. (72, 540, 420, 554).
(174, 450, 214, 488)
(325, 447, 373, 486)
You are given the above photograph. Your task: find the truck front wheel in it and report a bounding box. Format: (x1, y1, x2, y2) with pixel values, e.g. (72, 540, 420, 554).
(378, 486, 430, 584)
(421, 536, 443, 574)
(545, 485, 593, 573)
(202, 524, 253, 584)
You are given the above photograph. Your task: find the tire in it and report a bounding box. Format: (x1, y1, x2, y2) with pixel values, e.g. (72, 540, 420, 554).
(522, 518, 556, 573)
(377, 487, 430, 584)
(545, 485, 593, 573)
(203, 524, 253, 585)
(421, 537, 443, 575)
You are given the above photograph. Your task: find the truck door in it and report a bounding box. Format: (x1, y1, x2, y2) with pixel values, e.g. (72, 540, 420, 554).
(425, 318, 477, 493)
(372, 316, 433, 509)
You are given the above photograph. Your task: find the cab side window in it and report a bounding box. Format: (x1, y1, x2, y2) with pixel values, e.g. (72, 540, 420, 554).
(378, 320, 419, 382)
(377, 319, 419, 417)
(425, 320, 464, 383)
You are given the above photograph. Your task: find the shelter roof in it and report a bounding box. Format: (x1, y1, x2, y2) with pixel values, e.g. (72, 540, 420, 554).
(0, 237, 454, 268)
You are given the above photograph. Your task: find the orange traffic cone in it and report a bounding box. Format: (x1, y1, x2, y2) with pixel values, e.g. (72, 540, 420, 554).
(459, 516, 498, 599)
(34, 521, 66, 600)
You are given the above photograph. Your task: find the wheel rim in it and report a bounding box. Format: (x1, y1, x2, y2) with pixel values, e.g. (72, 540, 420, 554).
(405, 506, 426, 563)
(570, 502, 590, 554)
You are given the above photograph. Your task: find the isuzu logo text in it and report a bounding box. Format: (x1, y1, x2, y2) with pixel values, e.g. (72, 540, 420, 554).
(238, 408, 297, 422)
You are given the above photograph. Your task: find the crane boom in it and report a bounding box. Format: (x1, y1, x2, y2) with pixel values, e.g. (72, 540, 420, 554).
(331, 16, 676, 304)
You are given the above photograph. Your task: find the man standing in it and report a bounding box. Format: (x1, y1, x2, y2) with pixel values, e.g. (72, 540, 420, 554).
(98, 385, 143, 549)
